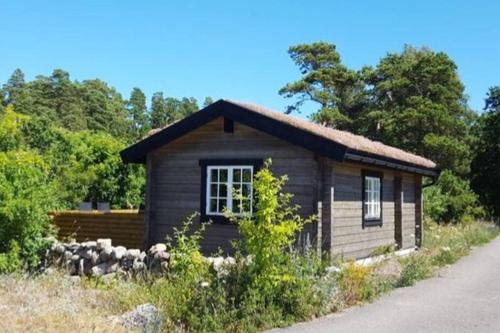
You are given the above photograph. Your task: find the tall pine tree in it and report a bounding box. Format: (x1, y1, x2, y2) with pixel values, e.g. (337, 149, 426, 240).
(126, 88, 149, 139)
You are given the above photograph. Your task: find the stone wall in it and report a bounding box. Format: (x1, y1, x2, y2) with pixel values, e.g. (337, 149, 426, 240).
(49, 238, 235, 278)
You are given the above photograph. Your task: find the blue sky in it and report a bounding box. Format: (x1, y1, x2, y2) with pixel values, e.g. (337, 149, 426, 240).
(1, 1, 498, 116)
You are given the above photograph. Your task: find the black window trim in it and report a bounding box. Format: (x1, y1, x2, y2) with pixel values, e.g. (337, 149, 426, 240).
(362, 169, 383, 228)
(199, 158, 263, 224)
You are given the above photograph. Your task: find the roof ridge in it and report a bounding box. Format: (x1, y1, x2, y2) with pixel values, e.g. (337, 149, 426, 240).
(223, 99, 436, 169)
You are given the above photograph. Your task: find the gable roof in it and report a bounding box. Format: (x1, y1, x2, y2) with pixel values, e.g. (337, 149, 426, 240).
(121, 99, 438, 176)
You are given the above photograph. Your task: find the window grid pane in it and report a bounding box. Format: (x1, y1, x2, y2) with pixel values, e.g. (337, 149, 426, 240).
(207, 166, 253, 216)
(364, 176, 381, 219)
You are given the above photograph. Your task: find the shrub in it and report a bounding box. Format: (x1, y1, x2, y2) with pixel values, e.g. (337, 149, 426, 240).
(234, 160, 321, 322)
(115, 162, 329, 332)
(165, 213, 208, 278)
(424, 170, 484, 224)
(336, 262, 372, 305)
(0, 150, 58, 269)
(0, 105, 29, 152)
(0, 241, 22, 274)
(397, 253, 433, 287)
(46, 130, 145, 209)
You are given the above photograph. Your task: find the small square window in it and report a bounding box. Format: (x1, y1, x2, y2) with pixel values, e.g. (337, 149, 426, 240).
(205, 165, 254, 217)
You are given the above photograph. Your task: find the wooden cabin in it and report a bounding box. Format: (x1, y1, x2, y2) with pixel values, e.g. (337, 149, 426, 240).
(121, 99, 438, 259)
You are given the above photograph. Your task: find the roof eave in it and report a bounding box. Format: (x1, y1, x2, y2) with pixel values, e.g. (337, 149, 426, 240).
(344, 150, 438, 177)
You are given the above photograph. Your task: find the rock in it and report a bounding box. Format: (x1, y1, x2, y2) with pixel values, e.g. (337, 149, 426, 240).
(99, 245, 113, 261)
(113, 303, 162, 330)
(71, 254, 80, 262)
(67, 261, 77, 275)
(82, 249, 95, 260)
(126, 249, 141, 260)
(82, 241, 97, 249)
(149, 243, 166, 255)
(91, 263, 108, 276)
(211, 256, 224, 271)
(154, 251, 170, 261)
(373, 258, 403, 280)
(90, 252, 99, 265)
(112, 246, 127, 260)
(78, 259, 85, 276)
(133, 260, 145, 271)
(138, 251, 147, 261)
(97, 238, 112, 250)
(68, 242, 80, 252)
(160, 261, 169, 271)
(64, 251, 73, 261)
(54, 244, 66, 254)
(107, 261, 120, 274)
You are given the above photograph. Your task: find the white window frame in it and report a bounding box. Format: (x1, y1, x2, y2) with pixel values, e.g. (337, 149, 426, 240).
(205, 165, 254, 217)
(364, 175, 381, 220)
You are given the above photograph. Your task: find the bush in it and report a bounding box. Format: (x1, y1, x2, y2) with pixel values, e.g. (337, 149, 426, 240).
(397, 253, 432, 287)
(424, 170, 484, 224)
(0, 241, 22, 274)
(0, 150, 58, 269)
(336, 262, 372, 305)
(46, 130, 145, 209)
(115, 162, 329, 332)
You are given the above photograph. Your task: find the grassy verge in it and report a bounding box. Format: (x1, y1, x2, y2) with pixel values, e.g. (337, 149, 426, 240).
(0, 220, 497, 332)
(334, 220, 499, 310)
(104, 220, 498, 332)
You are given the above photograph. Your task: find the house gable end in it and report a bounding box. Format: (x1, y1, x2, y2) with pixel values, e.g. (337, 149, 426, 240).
(120, 99, 347, 164)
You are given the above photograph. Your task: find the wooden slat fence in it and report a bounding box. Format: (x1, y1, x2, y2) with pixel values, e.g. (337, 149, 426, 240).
(49, 210, 145, 249)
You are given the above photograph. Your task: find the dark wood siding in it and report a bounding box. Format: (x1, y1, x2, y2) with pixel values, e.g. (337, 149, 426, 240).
(330, 162, 420, 259)
(402, 175, 417, 249)
(146, 117, 318, 254)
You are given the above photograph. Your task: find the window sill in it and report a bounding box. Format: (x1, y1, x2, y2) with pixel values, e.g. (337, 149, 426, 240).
(201, 214, 237, 225)
(363, 218, 383, 228)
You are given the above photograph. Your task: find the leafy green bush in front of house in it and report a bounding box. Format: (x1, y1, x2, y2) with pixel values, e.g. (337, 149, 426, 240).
(114, 162, 332, 332)
(234, 160, 321, 324)
(0, 150, 58, 270)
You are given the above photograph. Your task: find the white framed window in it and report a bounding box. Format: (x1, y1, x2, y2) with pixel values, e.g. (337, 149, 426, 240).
(362, 171, 383, 227)
(206, 165, 253, 216)
(364, 176, 381, 219)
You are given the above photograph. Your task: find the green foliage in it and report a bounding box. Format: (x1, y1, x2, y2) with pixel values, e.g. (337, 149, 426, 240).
(0, 105, 29, 151)
(470, 86, 500, 222)
(424, 220, 499, 267)
(115, 164, 330, 332)
(0, 150, 57, 269)
(237, 161, 313, 287)
(282, 44, 474, 176)
(0, 241, 22, 274)
(150, 92, 203, 128)
(279, 42, 367, 130)
(336, 262, 372, 305)
(363, 46, 474, 175)
(166, 214, 208, 278)
(370, 243, 395, 257)
(397, 253, 432, 287)
(46, 130, 145, 209)
(424, 170, 483, 224)
(126, 87, 150, 140)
